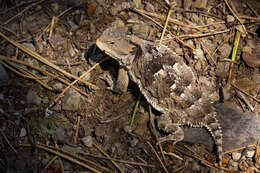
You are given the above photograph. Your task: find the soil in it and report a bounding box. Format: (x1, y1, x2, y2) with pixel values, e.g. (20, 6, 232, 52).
(0, 0, 260, 172)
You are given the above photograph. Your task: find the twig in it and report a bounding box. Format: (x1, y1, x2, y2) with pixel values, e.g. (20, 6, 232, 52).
(73, 115, 81, 143)
(21, 143, 104, 173)
(224, 0, 247, 34)
(231, 83, 260, 103)
(158, 5, 174, 47)
(223, 144, 256, 154)
(179, 29, 230, 39)
(93, 143, 124, 173)
(0, 32, 99, 89)
(0, 130, 17, 154)
(147, 141, 169, 173)
(51, 57, 108, 107)
(133, 8, 195, 50)
(0, 55, 88, 97)
(4, 0, 46, 25)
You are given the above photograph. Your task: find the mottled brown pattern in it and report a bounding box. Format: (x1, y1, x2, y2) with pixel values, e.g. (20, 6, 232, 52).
(96, 26, 223, 165)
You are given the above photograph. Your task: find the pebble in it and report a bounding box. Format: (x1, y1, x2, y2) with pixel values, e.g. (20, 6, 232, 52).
(246, 150, 255, 158)
(26, 89, 42, 105)
(227, 15, 235, 23)
(81, 136, 94, 147)
(232, 152, 242, 161)
(130, 137, 139, 147)
(19, 128, 27, 137)
(218, 43, 232, 58)
(62, 88, 81, 111)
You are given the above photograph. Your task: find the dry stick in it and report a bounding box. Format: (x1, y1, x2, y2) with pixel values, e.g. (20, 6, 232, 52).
(0, 60, 35, 79)
(51, 57, 108, 107)
(147, 141, 169, 173)
(179, 29, 230, 39)
(148, 106, 167, 164)
(158, 5, 173, 46)
(224, 0, 247, 34)
(4, 0, 46, 25)
(49, 16, 56, 39)
(73, 115, 81, 143)
(134, 8, 224, 29)
(39, 144, 111, 172)
(223, 144, 256, 155)
(0, 32, 98, 89)
(211, 33, 233, 57)
(0, 56, 88, 97)
(174, 145, 231, 171)
(85, 153, 155, 167)
(231, 83, 260, 103)
(21, 144, 103, 173)
(43, 156, 59, 171)
(239, 16, 260, 20)
(0, 59, 52, 90)
(93, 143, 124, 173)
(133, 9, 195, 50)
(0, 129, 17, 154)
(200, 41, 217, 65)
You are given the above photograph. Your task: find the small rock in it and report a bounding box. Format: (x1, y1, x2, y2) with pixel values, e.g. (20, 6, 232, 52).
(81, 136, 94, 147)
(145, 2, 154, 12)
(19, 128, 27, 137)
(132, 23, 150, 39)
(246, 150, 255, 158)
(232, 152, 242, 161)
(124, 125, 134, 133)
(242, 49, 260, 68)
(22, 43, 35, 51)
(218, 43, 232, 58)
(0, 64, 8, 87)
(26, 89, 42, 105)
(130, 138, 139, 147)
(227, 15, 235, 23)
(133, 0, 141, 8)
(62, 88, 81, 111)
(52, 83, 63, 92)
(191, 0, 208, 9)
(193, 48, 205, 60)
(95, 124, 107, 137)
(54, 127, 67, 143)
(228, 160, 239, 170)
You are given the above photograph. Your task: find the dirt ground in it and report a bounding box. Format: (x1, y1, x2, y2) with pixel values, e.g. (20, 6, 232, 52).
(0, 0, 260, 172)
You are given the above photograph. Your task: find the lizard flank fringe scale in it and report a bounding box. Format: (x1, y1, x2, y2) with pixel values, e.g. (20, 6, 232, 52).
(96, 26, 223, 165)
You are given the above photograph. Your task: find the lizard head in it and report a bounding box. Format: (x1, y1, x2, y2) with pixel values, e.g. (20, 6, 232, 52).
(96, 26, 140, 69)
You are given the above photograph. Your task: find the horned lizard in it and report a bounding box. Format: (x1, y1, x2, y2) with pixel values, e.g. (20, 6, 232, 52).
(96, 26, 223, 165)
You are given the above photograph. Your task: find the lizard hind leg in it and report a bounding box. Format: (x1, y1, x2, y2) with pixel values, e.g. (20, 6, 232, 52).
(156, 114, 184, 145)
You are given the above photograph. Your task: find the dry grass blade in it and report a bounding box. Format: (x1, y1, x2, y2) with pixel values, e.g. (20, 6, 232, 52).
(133, 8, 195, 50)
(231, 83, 260, 103)
(222, 144, 256, 155)
(0, 32, 99, 89)
(4, 0, 46, 25)
(21, 143, 107, 173)
(0, 55, 88, 97)
(0, 129, 17, 154)
(174, 145, 231, 171)
(147, 141, 169, 173)
(51, 57, 108, 107)
(224, 0, 247, 35)
(93, 143, 124, 173)
(84, 153, 155, 167)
